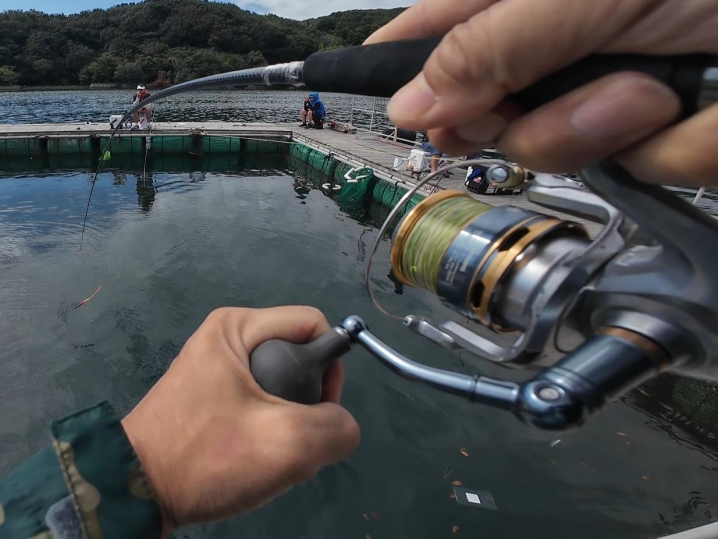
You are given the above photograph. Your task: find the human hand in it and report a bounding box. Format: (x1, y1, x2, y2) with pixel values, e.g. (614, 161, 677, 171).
(366, 0, 718, 187)
(121, 306, 360, 536)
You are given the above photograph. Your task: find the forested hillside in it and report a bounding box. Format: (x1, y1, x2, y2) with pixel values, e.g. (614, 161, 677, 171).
(305, 7, 405, 45)
(0, 0, 404, 86)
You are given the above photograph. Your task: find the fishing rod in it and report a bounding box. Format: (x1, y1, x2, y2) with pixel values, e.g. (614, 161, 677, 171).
(81, 38, 717, 244)
(82, 36, 718, 431)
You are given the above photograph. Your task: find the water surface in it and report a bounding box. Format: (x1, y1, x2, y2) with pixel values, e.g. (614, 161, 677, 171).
(0, 155, 717, 539)
(0, 89, 374, 126)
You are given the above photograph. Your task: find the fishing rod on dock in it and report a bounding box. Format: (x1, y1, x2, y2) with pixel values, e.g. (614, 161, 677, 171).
(87, 34, 718, 430)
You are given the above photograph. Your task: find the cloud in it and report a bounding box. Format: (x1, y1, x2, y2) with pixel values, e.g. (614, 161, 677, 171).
(233, 0, 413, 20)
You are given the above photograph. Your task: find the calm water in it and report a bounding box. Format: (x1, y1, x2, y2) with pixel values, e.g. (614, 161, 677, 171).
(1, 153, 717, 539)
(0, 89, 377, 126)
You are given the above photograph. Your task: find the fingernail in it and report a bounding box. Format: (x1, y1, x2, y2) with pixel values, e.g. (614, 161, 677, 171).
(387, 73, 437, 122)
(454, 114, 507, 143)
(571, 77, 678, 139)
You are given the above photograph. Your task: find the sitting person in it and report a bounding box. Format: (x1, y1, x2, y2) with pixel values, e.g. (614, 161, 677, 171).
(132, 84, 152, 127)
(299, 92, 325, 129)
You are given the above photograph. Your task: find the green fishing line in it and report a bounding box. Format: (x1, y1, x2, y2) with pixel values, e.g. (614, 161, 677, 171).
(400, 195, 492, 292)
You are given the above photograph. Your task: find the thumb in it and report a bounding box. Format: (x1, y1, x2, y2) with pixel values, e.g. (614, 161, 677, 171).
(385, 0, 654, 131)
(287, 402, 360, 481)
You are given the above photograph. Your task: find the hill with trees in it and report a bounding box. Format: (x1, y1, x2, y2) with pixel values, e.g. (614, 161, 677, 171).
(305, 7, 405, 46)
(0, 0, 405, 87)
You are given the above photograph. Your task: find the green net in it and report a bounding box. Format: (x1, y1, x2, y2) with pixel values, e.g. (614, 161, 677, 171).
(288, 142, 426, 211)
(371, 181, 424, 216)
(337, 167, 376, 204)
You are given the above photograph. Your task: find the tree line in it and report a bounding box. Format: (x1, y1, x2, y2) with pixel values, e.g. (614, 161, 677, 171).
(0, 0, 405, 86)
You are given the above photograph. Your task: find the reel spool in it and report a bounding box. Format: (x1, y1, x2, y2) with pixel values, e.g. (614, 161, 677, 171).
(389, 190, 589, 333)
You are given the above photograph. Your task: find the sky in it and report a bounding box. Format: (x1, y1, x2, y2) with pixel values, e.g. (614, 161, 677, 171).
(0, 0, 413, 20)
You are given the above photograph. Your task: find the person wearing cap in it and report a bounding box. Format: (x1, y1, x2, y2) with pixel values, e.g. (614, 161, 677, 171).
(132, 84, 152, 127)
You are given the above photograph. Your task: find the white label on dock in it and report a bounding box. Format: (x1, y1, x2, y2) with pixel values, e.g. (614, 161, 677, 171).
(466, 493, 481, 504)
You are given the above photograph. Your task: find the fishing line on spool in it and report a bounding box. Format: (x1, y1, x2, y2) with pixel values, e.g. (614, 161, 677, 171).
(364, 158, 496, 320)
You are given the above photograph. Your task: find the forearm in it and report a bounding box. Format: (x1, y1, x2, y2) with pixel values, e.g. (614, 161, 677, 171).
(0, 402, 163, 539)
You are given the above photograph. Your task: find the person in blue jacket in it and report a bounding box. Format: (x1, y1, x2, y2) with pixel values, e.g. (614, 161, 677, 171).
(299, 92, 325, 129)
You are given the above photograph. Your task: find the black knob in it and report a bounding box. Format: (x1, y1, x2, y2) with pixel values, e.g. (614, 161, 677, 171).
(249, 328, 353, 404)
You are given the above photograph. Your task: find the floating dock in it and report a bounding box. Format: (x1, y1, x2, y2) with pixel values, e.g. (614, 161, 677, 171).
(0, 121, 603, 236)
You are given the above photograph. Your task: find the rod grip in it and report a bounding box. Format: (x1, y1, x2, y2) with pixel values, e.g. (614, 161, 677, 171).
(302, 37, 715, 118)
(249, 328, 352, 405)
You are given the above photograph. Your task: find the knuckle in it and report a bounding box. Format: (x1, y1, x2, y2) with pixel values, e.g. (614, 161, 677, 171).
(203, 306, 241, 329)
(427, 13, 513, 95)
(300, 305, 324, 321)
(429, 22, 481, 88)
(205, 307, 229, 323)
(468, 12, 516, 92)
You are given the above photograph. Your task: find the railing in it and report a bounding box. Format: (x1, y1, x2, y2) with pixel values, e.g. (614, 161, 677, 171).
(330, 95, 421, 147)
(694, 187, 707, 205)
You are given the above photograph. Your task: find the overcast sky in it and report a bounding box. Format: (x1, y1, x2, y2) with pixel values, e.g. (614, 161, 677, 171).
(0, 0, 413, 19)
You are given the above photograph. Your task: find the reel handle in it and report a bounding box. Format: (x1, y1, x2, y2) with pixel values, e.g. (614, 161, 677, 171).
(303, 37, 717, 116)
(249, 327, 352, 404)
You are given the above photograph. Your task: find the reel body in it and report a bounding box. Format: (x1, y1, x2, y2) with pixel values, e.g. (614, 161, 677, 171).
(337, 161, 718, 430)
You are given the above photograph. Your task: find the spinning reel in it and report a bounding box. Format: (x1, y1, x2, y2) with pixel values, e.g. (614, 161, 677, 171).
(167, 38, 718, 431)
(251, 159, 718, 430)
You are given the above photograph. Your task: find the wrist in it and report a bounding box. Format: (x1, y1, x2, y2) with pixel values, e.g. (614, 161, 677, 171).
(121, 407, 176, 538)
(47, 402, 164, 539)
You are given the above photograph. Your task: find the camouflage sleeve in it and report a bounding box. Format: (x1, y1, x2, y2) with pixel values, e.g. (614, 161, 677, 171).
(0, 401, 163, 539)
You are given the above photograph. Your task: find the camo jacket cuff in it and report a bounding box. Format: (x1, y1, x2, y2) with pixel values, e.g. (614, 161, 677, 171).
(0, 401, 163, 539)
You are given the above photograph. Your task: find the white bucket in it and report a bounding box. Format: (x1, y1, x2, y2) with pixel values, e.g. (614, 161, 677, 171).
(109, 115, 124, 129)
(393, 157, 408, 170)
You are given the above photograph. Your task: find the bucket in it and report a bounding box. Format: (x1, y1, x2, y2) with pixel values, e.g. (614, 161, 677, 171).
(109, 115, 125, 129)
(393, 157, 408, 170)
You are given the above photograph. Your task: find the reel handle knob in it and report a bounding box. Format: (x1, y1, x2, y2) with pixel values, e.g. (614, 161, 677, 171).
(249, 328, 353, 404)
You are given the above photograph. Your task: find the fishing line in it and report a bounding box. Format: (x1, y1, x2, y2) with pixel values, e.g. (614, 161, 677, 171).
(396, 194, 493, 293)
(364, 159, 497, 319)
(79, 63, 304, 249)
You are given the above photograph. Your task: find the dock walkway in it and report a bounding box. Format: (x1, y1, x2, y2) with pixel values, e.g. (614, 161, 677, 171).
(0, 121, 603, 236)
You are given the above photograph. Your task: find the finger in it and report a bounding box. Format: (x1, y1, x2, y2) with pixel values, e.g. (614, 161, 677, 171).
(363, 0, 496, 45)
(321, 360, 345, 404)
(493, 72, 681, 173)
(616, 102, 718, 188)
(286, 402, 360, 481)
(239, 305, 331, 355)
(424, 100, 522, 156)
(203, 306, 332, 367)
(385, 0, 654, 131)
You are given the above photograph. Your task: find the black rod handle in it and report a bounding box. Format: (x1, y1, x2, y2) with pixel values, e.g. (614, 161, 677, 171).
(303, 37, 717, 118)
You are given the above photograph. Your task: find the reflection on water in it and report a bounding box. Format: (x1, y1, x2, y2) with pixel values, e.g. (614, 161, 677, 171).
(0, 154, 717, 539)
(624, 375, 718, 461)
